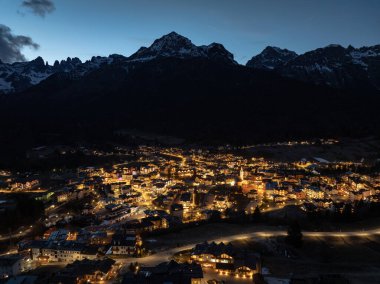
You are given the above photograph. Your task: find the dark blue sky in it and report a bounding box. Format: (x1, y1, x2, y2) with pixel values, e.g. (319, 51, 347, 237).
(1, 0, 380, 64)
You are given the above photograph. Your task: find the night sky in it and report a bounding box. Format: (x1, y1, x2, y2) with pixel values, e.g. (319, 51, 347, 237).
(1, 0, 380, 64)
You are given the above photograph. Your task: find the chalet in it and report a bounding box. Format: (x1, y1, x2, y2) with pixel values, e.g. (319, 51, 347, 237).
(108, 234, 141, 256)
(142, 216, 168, 230)
(305, 186, 324, 199)
(191, 241, 235, 268)
(51, 258, 117, 284)
(27, 240, 98, 263)
(123, 260, 203, 284)
(215, 252, 261, 278)
(191, 242, 261, 278)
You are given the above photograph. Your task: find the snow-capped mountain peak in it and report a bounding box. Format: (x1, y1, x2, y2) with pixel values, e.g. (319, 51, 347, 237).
(201, 42, 235, 63)
(128, 32, 236, 64)
(246, 44, 380, 90)
(246, 46, 298, 70)
(128, 32, 202, 61)
(150, 32, 195, 52)
(0, 55, 114, 94)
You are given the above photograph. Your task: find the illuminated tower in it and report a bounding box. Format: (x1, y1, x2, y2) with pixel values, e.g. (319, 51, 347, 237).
(240, 167, 245, 181)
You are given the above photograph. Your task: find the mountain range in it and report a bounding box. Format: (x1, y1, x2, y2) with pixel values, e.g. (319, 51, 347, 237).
(0, 32, 379, 160)
(247, 44, 380, 90)
(0, 32, 236, 94)
(1, 32, 380, 94)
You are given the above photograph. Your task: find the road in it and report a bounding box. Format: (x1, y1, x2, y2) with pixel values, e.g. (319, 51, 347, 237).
(118, 226, 380, 268)
(0, 226, 34, 242)
(161, 151, 217, 166)
(0, 189, 47, 194)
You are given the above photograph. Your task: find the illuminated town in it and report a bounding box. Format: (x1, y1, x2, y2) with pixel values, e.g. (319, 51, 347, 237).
(1, 0, 380, 283)
(1, 140, 380, 283)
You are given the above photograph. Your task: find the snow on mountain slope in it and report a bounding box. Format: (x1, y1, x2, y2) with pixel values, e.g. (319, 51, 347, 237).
(247, 44, 380, 90)
(0, 55, 115, 94)
(128, 32, 237, 64)
(2, 32, 379, 94)
(0, 32, 237, 94)
(246, 46, 298, 70)
(0, 78, 13, 93)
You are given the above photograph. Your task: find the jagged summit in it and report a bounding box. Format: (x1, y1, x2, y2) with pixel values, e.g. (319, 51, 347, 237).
(0, 55, 112, 94)
(30, 56, 46, 66)
(202, 42, 235, 64)
(128, 32, 237, 64)
(246, 46, 297, 70)
(129, 32, 202, 61)
(151, 31, 194, 50)
(246, 44, 380, 89)
(263, 46, 295, 54)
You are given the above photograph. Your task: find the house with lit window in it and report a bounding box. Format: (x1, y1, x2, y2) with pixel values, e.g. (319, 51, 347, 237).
(27, 240, 98, 263)
(51, 258, 117, 284)
(305, 186, 325, 199)
(191, 242, 235, 268)
(122, 260, 203, 284)
(216, 252, 261, 279)
(190, 242, 261, 278)
(107, 234, 142, 256)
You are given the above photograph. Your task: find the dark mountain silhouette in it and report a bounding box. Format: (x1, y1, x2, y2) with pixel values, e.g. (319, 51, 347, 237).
(247, 44, 380, 90)
(0, 32, 379, 160)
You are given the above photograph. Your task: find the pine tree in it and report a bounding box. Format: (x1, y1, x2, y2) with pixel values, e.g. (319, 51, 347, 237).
(342, 203, 353, 221)
(286, 221, 303, 247)
(253, 206, 262, 222)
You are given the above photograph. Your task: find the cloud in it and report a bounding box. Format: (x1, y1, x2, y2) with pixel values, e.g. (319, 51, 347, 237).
(0, 24, 39, 63)
(22, 0, 55, 17)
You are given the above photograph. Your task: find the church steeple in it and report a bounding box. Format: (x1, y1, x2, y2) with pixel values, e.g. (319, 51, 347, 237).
(240, 167, 245, 181)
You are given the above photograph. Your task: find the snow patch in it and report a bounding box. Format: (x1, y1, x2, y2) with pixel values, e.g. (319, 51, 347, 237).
(0, 78, 13, 93)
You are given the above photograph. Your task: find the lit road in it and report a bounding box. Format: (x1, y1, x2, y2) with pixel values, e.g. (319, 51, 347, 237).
(0, 189, 47, 194)
(45, 201, 69, 214)
(0, 226, 34, 241)
(161, 152, 186, 164)
(161, 151, 216, 166)
(118, 227, 380, 268)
